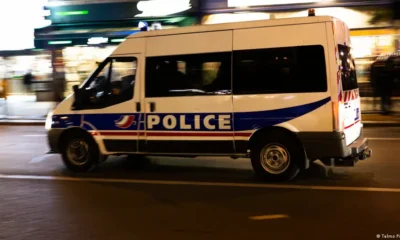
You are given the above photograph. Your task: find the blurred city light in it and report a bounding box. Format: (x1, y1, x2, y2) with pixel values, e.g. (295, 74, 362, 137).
(135, 0, 192, 17)
(0, 0, 399, 119)
(228, 0, 335, 7)
(0, 0, 51, 51)
(87, 37, 108, 45)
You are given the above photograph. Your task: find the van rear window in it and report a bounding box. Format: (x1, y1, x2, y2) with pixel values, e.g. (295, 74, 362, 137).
(339, 45, 358, 91)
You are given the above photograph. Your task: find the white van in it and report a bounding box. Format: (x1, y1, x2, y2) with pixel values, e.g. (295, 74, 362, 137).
(46, 13, 372, 181)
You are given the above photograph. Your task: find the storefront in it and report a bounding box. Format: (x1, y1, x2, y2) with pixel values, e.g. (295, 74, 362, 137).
(35, 0, 201, 98)
(201, 0, 396, 87)
(0, 0, 52, 98)
(0, 51, 53, 96)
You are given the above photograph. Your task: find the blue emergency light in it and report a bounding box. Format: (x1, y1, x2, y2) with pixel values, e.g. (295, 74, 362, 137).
(139, 21, 149, 31)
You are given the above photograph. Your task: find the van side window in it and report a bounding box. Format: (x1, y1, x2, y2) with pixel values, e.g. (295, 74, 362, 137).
(80, 57, 137, 109)
(145, 52, 231, 97)
(233, 45, 327, 95)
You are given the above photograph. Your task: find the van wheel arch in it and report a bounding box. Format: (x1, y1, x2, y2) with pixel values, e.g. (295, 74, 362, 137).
(59, 128, 94, 151)
(59, 128, 106, 171)
(249, 127, 308, 170)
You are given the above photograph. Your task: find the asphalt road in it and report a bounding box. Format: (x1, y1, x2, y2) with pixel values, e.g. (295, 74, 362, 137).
(1, 125, 400, 239)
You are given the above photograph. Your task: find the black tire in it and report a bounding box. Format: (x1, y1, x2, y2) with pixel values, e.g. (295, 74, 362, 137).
(61, 131, 99, 173)
(251, 132, 304, 181)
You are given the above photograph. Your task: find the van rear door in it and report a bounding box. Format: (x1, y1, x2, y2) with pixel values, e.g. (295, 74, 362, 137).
(338, 44, 362, 145)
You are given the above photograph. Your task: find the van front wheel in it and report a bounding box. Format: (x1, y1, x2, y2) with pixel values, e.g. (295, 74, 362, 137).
(251, 135, 303, 181)
(61, 132, 98, 173)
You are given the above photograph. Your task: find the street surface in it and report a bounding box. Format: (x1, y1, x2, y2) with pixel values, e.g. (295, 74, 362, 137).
(1, 126, 400, 239)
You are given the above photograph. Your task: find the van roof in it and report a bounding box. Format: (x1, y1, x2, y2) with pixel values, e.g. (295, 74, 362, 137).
(128, 16, 335, 39)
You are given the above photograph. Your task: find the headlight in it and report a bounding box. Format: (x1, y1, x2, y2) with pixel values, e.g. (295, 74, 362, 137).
(45, 110, 54, 130)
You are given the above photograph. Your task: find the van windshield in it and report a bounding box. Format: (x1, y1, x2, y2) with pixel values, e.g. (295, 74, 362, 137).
(339, 44, 358, 91)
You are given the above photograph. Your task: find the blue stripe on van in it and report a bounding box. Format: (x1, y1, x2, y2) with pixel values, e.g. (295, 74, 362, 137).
(234, 96, 331, 131)
(51, 97, 331, 132)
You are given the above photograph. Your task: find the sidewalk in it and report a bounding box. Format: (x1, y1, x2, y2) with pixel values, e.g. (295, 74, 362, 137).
(0, 96, 400, 126)
(0, 96, 56, 120)
(360, 97, 400, 113)
(361, 113, 400, 126)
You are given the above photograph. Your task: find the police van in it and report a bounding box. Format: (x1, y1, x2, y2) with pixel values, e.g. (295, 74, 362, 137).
(46, 12, 372, 181)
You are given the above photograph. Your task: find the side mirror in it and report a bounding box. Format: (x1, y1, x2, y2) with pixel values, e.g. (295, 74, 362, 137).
(73, 85, 79, 93)
(72, 85, 83, 110)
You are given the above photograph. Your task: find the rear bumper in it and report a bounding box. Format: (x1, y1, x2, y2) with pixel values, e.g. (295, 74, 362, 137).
(297, 131, 372, 162)
(348, 137, 372, 160)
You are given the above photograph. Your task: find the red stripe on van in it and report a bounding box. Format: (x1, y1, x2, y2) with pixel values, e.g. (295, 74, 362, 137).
(96, 131, 253, 137)
(345, 120, 360, 130)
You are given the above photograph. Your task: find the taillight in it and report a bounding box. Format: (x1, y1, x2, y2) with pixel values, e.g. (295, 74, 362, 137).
(333, 68, 344, 131)
(332, 101, 342, 131)
(337, 71, 342, 102)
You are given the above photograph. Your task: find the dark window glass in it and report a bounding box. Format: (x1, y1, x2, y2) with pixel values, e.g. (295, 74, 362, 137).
(145, 52, 231, 97)
(233, 45, 328, 94)
(77, 57, 137, 109)
(339, 45, 358, 91)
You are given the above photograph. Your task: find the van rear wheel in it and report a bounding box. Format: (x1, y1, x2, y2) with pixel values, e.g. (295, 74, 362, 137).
(61, 132, 98, 173)
(251, 134, 303, 181)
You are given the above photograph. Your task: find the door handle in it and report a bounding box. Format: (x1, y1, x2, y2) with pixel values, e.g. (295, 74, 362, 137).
(136, 102, 141, 112)
(149, 102, 156, 112)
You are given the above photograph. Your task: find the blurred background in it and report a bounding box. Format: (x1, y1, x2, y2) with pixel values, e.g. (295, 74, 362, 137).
(0, 0, 399, 119)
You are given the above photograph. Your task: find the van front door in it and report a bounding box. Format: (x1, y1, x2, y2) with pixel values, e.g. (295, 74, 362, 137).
(73, 55, 142, 154)
(142, 52, 235, 155)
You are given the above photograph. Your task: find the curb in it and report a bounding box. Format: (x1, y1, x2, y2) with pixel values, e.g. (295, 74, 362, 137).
(0, 121, 45, 126)
(363, 121, 400, 127)
(361, 97, 400, 100)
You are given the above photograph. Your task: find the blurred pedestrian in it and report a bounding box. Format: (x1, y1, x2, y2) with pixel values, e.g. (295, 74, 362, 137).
(380, 61, 393, 114)
(381, 52, 400, 115)
(53, 65, 66, 103)
(369, 62, 380, 111)
(23, 70, 34, 93)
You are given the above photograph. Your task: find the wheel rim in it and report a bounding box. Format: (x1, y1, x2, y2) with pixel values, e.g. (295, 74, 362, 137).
(66, 139, 89, 166)
(260, 144, 290, 175)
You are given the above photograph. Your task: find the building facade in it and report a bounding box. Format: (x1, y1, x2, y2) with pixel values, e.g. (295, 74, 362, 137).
(35, 0, 202, 98)
(0, 0, 52, 100)
(2, 0, 398, 108)
(201, 0, 397, 89)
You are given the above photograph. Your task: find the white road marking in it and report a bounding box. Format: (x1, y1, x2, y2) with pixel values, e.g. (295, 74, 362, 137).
(0, 174, 400, 193)
(249, 214, 289, 220)
(30, 155, 52, 164)
(22, 135, 46, 137)
(369, 138, 400, 141)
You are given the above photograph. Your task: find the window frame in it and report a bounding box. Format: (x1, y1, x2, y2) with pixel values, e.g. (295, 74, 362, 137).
(75, 56, 138, 110)
(80, 58, 111, 90)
